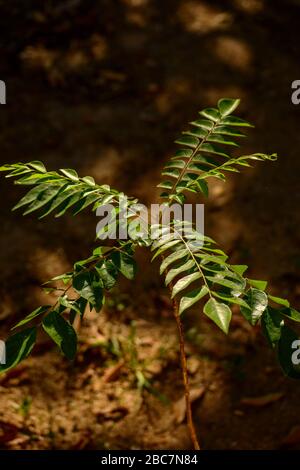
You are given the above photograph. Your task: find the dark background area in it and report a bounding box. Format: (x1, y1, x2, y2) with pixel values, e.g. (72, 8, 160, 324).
(0, 0, 299, 450)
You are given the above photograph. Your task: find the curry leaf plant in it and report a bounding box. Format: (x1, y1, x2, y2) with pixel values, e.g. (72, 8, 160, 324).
(1, 98, 299, 450)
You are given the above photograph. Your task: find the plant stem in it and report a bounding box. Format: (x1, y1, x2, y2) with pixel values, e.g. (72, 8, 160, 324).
(172, 297, 201, 450)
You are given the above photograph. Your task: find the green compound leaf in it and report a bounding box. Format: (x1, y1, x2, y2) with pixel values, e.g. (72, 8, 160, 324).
(158, 100, 274, 202)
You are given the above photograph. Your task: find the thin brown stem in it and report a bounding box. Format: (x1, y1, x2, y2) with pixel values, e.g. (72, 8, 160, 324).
(172, 297, 200, 450)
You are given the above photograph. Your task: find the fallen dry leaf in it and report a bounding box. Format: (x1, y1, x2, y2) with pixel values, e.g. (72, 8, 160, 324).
(173, 386, 206, 424)
(102, 360, 124, 383)
(240, 392, 284, 407)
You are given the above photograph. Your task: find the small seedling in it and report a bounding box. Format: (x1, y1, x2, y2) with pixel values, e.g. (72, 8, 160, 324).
(1, 99, 299, 449)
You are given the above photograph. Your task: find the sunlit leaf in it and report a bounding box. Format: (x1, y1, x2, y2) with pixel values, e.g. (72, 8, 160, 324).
(240, 288, 268, 325)
(204, 298, 232, 334)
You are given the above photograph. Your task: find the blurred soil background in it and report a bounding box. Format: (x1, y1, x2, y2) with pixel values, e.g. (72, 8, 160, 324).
(0, 0, 300, 450)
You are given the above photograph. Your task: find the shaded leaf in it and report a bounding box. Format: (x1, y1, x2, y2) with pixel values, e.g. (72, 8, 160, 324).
(165, 259, 195, 286)
(221, 116, 253, 127)
(0, 327, 36, 373)
(42, 311, 77, 360)
(12, 306, 50, 330)
(179, 286, 209, 315)
(280, 307, 300, 323)
(95, 260, 118, 290)
(278, 326, 300, 379)
(110, 251, 136, 280)
(171, 272, 201, 298)
(261, 307, 284, 348)
(160, 248, 188, 275)
(175, 135, 199, 149)
(73, 271, 96, 304)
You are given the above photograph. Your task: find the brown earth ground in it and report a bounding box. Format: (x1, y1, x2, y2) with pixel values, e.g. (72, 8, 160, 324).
(0, 0, 300, 449)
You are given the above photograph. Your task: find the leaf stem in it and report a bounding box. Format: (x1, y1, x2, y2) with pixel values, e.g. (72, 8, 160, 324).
(172, 296, 200, 450)
(169, 120, 218, 197)
(173, 225, 212, 299)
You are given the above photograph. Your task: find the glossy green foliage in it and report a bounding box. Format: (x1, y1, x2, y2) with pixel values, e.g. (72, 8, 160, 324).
(150, 223, 295, 334)
(158, 99, 277, 203)
(0, 242, 136, 372)
(0, 161, 125, 218)
(0, 99, 299, 380)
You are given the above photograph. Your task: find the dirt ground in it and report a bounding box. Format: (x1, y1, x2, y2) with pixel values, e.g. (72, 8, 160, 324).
(0, 0, 300, 449)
